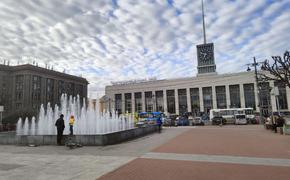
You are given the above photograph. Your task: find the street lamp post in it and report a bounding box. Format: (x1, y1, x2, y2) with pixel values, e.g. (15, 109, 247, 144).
(247, 57, 265, 124)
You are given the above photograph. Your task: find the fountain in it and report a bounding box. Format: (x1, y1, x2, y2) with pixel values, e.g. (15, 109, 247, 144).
(0, 94, 158, 146)
(16, 94, 135, 135)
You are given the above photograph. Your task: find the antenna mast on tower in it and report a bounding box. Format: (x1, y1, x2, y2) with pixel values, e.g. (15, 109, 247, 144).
(201, 0, 207, 44)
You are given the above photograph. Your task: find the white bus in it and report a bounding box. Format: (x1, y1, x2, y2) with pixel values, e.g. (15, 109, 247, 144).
(210, 108, 254, 124)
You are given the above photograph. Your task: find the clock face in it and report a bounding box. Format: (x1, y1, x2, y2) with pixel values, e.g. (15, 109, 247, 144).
(197, 44, 214, 64)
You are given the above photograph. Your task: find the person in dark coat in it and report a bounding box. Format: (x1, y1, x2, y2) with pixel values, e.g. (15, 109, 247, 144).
(55, 114, 65, 145)
(157, 116, 163, 133)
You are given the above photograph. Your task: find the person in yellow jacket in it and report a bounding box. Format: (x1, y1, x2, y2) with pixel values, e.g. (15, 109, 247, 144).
(69, 115, 75, 135)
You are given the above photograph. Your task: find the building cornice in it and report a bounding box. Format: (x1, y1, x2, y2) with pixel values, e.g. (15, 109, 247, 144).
(0, 64, 89, 84)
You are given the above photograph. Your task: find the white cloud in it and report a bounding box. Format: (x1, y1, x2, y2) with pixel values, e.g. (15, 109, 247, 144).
(0, 0, 289, 98)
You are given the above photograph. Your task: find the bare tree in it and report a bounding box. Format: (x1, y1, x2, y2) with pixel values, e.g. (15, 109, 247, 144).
(259, 51, 290, 88)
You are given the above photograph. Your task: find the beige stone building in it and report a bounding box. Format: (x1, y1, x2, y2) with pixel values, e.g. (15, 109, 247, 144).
(105, 40, 290, 117)
(105, 71, 290, 117)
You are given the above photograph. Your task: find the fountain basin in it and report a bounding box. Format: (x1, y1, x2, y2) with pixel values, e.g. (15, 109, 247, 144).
(0, 125, 158, 146)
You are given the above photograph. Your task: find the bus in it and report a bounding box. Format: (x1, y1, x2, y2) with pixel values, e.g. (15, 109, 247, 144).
(137, 112, 163, 125)
(210, 108, 254, 124)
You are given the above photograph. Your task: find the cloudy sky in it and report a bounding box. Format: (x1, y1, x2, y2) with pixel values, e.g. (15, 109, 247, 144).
(0, 0, 289, 97)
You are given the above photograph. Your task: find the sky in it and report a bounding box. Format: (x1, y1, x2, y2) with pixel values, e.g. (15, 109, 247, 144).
(0, 0, 289, 98)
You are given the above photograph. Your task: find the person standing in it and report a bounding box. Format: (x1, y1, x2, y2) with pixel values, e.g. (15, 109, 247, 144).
(157, 116, 162, 133)
(69, 115, 75, 135)
(55, 114, 65, 145)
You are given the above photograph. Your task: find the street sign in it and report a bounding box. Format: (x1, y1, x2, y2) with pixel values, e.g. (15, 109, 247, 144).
(0, 106, 3, 112)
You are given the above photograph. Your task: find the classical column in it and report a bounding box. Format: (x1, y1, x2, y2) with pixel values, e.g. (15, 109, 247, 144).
(199, 87, 204, 112)
(152, 91, 156, 112)
(142, 91, 146, 112)
(212, 86, 217, 109)
(269, 81, 277, 112)
(121, 93, 125, 114)
(286, 87, 290, 111)
(163, 90, 168, 115)
(186, 88, 192, 113)
(239, 84, 245, 108)
(225, 85, 230, 108)
(254, 82, 260, 112)
(175, 89, 179, 115)
(132, 92, 135, 113)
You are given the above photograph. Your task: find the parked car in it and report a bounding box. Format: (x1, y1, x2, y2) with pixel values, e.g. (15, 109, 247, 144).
(212, 116, 226, 125)
(176, 116, 189, 126)
(163, 117, 175, 126)
(188, 115, 194, 125)
(235, 114, 247, 125)
(163, 115, 178, 126)
(192, 117, 204, 126)
(246, 114, 257, 124)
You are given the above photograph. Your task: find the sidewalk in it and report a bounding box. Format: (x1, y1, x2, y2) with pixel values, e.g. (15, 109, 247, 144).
(0, 127, 188, 180)
(98, 125, 290, 180)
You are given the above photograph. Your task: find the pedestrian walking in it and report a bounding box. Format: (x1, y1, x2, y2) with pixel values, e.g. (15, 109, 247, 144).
(157, 116, 162, 133)
(69, 115, 75, 135)
(55, 114, 65, 145)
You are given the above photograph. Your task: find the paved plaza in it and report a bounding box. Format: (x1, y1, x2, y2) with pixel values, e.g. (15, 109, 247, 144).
(0, 125, 290, 180)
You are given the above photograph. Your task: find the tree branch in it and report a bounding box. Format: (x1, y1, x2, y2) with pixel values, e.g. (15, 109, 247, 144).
(259, 51, 290, 88)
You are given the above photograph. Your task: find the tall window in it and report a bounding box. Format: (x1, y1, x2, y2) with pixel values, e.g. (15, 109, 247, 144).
(32, 75, 41, 110)
(229, 85, 240, 108)
(216, 86, 227, 109)
(190, 88, 200, 116)
(178, 89, 187, 115)
(166, 90, 176, 114)
(15, 75, 24, 101)
(66, 82, 74, 96)
(145, 91, 153, 112)
(202, 87, 212, 113)
(46, 79, 54, 103)
(125, 93, 132, 113)
(274, 81, 288, 110)
(79, 84, 83, 97)
(115, 94, 122, 114)
(155, 91, 164, 112)
(58, 80, 65, 99)
(0, 82, 6, 105)
(244, 83, 256, 110)
(134, 92, 142, 113)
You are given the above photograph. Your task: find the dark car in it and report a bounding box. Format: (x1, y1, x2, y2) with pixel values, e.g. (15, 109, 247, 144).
(176, 116, 189, 126)
(212, 116, 226, 125)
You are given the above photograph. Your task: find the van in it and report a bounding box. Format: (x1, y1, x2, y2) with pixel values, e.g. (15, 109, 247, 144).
(235, 114, 247, 125)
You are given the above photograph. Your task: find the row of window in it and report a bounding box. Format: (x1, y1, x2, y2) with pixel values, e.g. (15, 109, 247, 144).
(114, 83, 288, 115)
(14, 75, 85, 109)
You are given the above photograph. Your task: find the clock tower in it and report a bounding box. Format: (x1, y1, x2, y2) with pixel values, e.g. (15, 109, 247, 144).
(197, 0, 216, 75)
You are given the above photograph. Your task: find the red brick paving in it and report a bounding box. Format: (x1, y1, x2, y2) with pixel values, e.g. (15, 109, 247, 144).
(98, 158, 290, 180)
(154, 125, 290, 159)
(98, 125, 290, 180)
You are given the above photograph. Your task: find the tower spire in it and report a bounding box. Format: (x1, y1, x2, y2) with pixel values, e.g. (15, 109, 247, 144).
(201, 0, 207, 44)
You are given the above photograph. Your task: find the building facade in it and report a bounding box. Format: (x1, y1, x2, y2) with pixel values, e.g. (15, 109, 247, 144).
(0, 64, 88, 123)
(105, 71, 290, 116)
